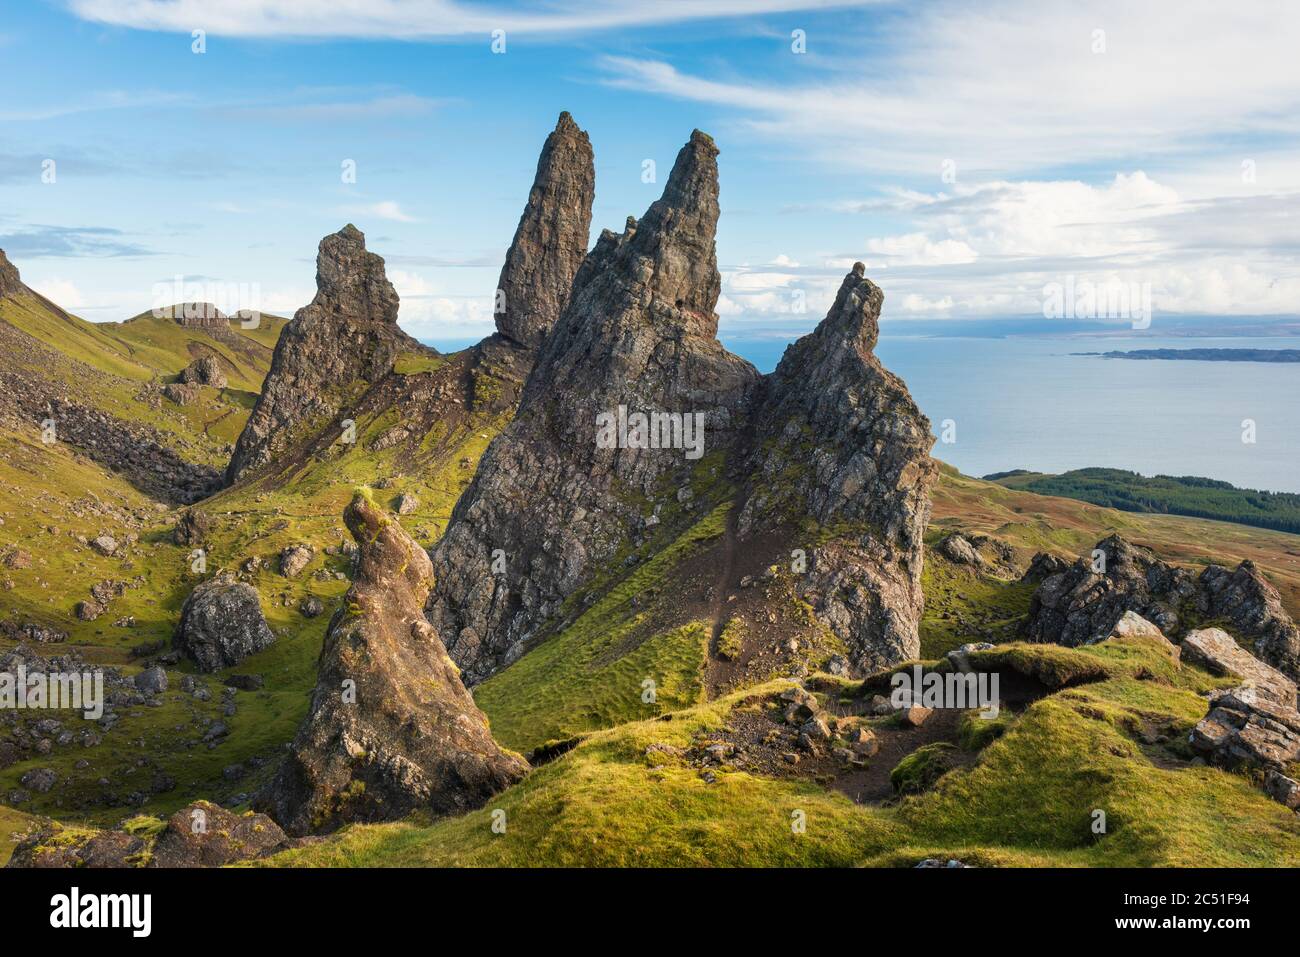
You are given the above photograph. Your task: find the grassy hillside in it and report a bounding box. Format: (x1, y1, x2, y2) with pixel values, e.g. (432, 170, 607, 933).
(2, 291, 285, 388)
(265, 635, 1300, 867)
(5, 289, 1300, 872)
(0, 292, 287, 463)
(989, 467, 1300, 535)
(0, 347, 512, 824)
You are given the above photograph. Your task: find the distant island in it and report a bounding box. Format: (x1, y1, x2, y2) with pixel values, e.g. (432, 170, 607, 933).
(1075, 348, 1300, 362)
(986, 467, 1300, 534)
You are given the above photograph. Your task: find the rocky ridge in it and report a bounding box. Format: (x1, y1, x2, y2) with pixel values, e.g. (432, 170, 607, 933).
(1023, 534, 1300, 683)
(427, 130, 937, 683)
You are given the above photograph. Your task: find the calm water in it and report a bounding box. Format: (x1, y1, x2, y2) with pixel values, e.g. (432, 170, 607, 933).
(421, 332, 1300, 494)
(725, 335, 1300, 494)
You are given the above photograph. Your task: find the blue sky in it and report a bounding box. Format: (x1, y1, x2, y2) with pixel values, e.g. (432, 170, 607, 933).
(3, 1, 1299, 348)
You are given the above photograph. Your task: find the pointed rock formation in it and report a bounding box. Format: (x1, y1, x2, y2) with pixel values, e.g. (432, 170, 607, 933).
(260, 492, 527, 835)
(427, 131, 761, 682)
(225, 225, 421, 484)
(740, 263, 938, 671)
(494, 111, 595, 349)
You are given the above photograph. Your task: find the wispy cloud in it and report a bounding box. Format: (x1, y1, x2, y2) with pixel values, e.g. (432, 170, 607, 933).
(67, 0, 873, 39)
(599, 1, 1300, 176)
(341, 201, 420, 223)
(0, 224, 159, 258)
(0, 89, 190, 122)
(217, 93, 446, 123)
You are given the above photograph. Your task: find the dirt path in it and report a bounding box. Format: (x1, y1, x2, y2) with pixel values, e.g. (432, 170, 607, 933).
(203, 407, 235, 437)
(704, 494, 744, 697)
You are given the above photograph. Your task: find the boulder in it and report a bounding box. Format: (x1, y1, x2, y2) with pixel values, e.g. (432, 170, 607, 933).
(1181, 627, 1296, 707)
(178, 355, 227, 389)
(149, 801, 288, 867)
(174, 573, 276, 671)
(172, 508, 212, 547)
(279, 544, 314, 578)
(19, 768, 56, 794)
(1189, 687, 1300, 776)
(74, 599, 104, 622)
(938, 533, 982, 566)
(162, 381, 201, 405)
(134, 666, 168, 695)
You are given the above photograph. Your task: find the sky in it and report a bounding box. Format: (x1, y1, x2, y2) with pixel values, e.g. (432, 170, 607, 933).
(2, 0, 1299, 348)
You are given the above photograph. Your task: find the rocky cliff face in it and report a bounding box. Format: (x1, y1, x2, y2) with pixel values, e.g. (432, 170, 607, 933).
(427, 131, 762, 682)
(427, 130, 937, 683)
(225, 225, 421, 484)
(493, 112, 595, 349)
(0, 249, 22, 299)
(1023, 534, 1300, 683)
(740, 263, 938, 672)
(260, 493, 527, 835)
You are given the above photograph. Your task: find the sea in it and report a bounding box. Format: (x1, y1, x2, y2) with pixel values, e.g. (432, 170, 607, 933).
(420, 332, 1300, 495)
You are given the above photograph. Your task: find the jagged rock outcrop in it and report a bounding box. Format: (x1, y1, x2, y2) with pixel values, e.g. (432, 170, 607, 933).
(154, 302, 231, 333)
(1023, 535, 1195, 643)
(174, 573, 277, 671)
(225, 224, 422, 484)
(739, 263, 937, 672)
(0, 248, 21, 299)
(1022, 534, 1300, 684)
(1199, 561, 1300, 683)
(494, 111, 595, 349)
(427, 131, 762, 682)
(428, 131, 937, 682)
(260, 493, 527, 836)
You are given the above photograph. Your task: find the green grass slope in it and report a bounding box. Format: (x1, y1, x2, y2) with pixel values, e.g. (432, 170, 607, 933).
(265, 635, 1300, 867)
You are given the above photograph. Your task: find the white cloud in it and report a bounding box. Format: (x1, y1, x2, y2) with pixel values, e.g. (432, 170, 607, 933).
(342, 201, 419, 223)
(721, 168, 1300, 321)
(67, 0, 876, 39)
(863, 232, 977, 266)
(600, 1, 1300, 176)
(27, 277, 85, 308)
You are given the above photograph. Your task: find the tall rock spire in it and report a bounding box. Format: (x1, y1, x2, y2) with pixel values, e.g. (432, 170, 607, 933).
(426, 130, 760, 683)
(259, 492, 527, 835)
(494, 111, 595, 349)
(740, 263, 938, 672)
(225, 224, 420, 484)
